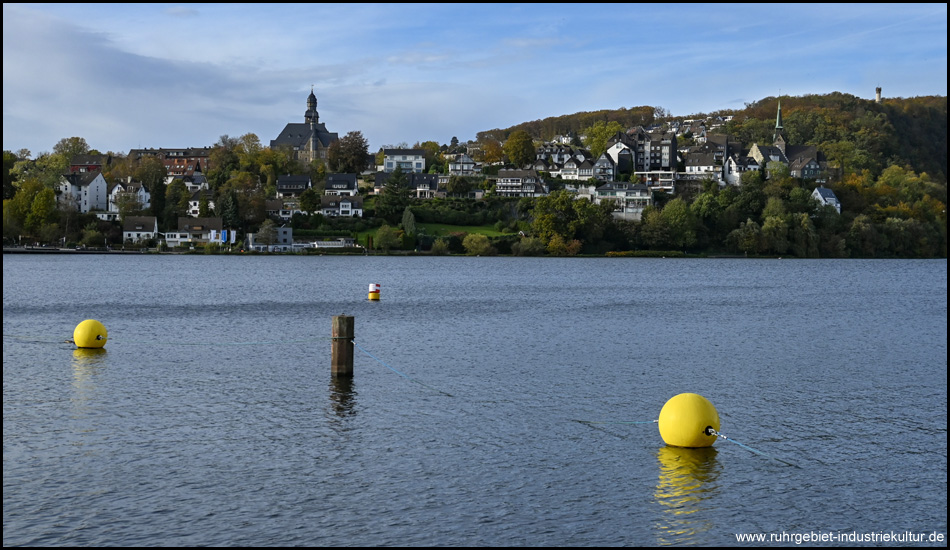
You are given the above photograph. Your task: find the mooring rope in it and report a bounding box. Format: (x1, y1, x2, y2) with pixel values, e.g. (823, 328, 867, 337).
(352, 340, 454, 397)
(573, 419, 658, 425)
(706, 428, 800, 468)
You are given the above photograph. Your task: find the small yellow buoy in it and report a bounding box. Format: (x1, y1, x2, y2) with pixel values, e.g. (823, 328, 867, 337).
(658, 393, 720, 448)
(73, 319, 108, 349)
(368, 283, 380, 301)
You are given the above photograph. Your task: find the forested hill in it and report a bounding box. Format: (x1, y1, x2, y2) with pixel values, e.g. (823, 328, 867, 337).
(477, 93, 948, 183)
(476, 106, 658, 145)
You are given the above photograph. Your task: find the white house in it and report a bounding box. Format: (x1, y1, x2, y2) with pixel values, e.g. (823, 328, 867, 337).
(321, 195, 363, 217)
(187, 190, 215, 217)
(122, 216, 159, 243)
(724, 155, 760, 186)
(448, 153, 479, 176)
(58, 171, 108, 213)
(494, 169, 547, 198)
(594, 182, 653, 221)
(383, 149, 426, 173)
(163, 217, 224, 248)
(324, 173, 359, 196)
(812, 186, 841, 214)
(107, 179, 151, 221)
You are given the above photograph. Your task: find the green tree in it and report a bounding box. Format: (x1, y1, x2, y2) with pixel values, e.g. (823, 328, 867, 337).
(115, 190, 145, 221)
(299, 187, 321, 215)
(79, 222, 105, 248)
(727, 218, 763, 255)
(401, 207, 417, 239)
(256, 219, 278, 245)
(414, 140, 443, 174)
(3, 150, 17, 200)
(761, 215, 789, 255)
(219, 189, 242, 230)
(639, 206, 671, 250)
(25, 187, 57, 237)
(503, 130, 535, 168)
(4, 179, 44, 240)
(163, 179, 190, 228)
(328, 131, 370, 173)
(374, 224, 401, 253)
(790, 213, 819, 258)
(53, 137, 91, 163)
(661, 198, 698, 250)
(376, 165, 413, 223)
(846, 214, 879, 257)
(430, 237, 450, 255)
(134, 155, 167, 219)
(446, 175, 474, 197)
(582, 120, 624, 159)
(198, 193, 212, 218)
(511, 236, 546, 256)
(462, 233, 495, 255)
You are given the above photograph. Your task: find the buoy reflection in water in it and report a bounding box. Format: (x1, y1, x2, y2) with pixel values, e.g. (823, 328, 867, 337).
(653, 445, 721, 545)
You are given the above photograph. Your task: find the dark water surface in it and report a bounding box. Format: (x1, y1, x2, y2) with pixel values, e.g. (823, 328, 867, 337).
(3, 256, 947, 546)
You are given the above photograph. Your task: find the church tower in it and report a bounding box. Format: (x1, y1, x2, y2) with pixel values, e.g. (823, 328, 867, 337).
(772, 99, 787, 154)
(270, 88, 338, 164)
(305, 86, 319, 129)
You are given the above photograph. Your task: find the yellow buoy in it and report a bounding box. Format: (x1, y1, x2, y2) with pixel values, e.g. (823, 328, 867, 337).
(368, 283, 380, 301)
(658, 393, 720, 448)
(73, 319, 108, 349)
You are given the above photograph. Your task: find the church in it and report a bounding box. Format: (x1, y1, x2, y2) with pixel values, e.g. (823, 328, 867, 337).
(270, 88, 338, 164)
(748, 99, 829, 183)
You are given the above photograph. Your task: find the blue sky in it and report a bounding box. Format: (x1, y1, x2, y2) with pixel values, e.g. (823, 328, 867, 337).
(3, 3, 947, 157)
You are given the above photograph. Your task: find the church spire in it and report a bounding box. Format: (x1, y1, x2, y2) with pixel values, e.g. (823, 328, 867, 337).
(772, 98, 786, 153)
(305, 86, 319, 128)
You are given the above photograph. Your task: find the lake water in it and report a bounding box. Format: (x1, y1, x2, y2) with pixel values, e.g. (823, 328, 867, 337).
(3, 255, 947, 546)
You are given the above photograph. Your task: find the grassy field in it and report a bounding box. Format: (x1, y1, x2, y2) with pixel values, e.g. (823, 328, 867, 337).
(417, 223, 515, 237)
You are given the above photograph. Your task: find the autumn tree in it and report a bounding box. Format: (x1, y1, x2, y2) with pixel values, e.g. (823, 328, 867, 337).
(503, 130, 535, 168)
(481, 139, 504, 165)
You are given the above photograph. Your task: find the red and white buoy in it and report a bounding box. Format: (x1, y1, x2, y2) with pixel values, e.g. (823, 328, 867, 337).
(368, 283, 380, 301)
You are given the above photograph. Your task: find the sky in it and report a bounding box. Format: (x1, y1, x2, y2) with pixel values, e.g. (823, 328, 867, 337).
(3, 3, 947, 157)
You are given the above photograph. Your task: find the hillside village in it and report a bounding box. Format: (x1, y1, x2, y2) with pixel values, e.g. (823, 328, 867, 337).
(38, 89, 838, 249)
(4, 88, 946, 258)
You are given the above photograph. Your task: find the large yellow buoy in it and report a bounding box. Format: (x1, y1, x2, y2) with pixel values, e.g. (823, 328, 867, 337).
(73, 319, 108, 349)
(368, 283, 380, 301)
(658, 393, 720, 448)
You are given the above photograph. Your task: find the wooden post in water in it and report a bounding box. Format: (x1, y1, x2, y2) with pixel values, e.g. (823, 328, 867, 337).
(331, 315, 354, 377)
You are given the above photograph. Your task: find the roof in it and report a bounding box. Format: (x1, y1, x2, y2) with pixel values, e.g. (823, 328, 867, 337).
(326, 173, 358, 189)
(177, 217, 223, 231)
(270, 123, 338, 149)
(277, 174, 312, 186)
(123, 216, 158, 232)
(321, 195, 363, 208)
(62, 171, 103, 187)
(383, 148, 425, 156)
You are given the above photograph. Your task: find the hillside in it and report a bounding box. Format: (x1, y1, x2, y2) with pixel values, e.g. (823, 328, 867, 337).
(478, 93, 948, 183)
